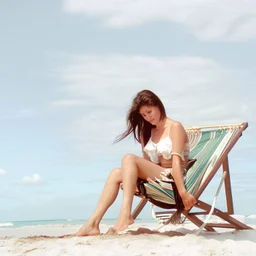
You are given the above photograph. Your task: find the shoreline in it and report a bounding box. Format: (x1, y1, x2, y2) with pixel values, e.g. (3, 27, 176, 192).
(1, 214, 256, 228)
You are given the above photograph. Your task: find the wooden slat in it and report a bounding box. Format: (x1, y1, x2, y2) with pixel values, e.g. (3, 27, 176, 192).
(185, 122, 246, 131)
(182, 211, 216, 232)
(222, 157, 234, 214)
(205, 223, 237, 229)
(189, 211, 231, 216)
(189, 212, 209, 216)
(154, 210, 176, 215)
(132, 198, 148, 219)
(195, 200, 252, 230)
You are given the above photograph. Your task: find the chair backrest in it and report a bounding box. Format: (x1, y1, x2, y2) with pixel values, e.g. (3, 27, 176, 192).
(185, 122, 247, 198)
(144, 122, 248, 205)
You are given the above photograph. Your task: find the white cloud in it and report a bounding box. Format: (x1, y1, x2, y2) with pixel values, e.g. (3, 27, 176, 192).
(54, 54, 256, 160)
(0, 169, 7, 175)
(63, 0, 256, 41)
(19, 174, 43, 185)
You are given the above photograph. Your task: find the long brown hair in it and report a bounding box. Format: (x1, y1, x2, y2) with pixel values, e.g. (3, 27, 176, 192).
(115, 90, 167, 145)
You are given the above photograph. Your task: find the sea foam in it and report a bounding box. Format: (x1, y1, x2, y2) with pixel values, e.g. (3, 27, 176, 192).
(0, 222, 13, 227)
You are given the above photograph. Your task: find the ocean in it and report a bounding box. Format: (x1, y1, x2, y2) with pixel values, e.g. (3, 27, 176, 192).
(1, 216, 256, 228)
(0, 219, 84, 228)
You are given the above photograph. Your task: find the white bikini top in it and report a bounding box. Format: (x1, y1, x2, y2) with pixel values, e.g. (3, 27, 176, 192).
(143, 127, 190, 164)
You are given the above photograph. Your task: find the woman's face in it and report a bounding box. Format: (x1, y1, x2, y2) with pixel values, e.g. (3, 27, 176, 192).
(139, 105, 161, 125)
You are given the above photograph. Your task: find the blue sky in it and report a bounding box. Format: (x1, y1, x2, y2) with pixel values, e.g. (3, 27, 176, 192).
(0, 0, 256, 222)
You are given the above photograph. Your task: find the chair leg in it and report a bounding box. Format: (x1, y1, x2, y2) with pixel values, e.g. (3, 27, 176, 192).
(196, 200, 253, 230)
(196, 171, 227, 234)
(132, 197, 148, 219)
(222, 157, 234, 214)
(182, 211, 216, 232)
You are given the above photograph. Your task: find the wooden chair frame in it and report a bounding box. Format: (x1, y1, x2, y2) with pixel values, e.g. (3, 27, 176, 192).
(132, 122, 252, 232)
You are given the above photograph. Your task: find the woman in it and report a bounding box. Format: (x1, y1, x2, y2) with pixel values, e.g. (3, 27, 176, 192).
(75, 89, 197, 236)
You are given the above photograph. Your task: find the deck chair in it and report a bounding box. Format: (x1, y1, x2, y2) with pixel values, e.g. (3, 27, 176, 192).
(132, 122, 252, 233)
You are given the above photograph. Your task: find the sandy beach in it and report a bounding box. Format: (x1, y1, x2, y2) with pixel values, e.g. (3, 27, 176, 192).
(0, 221, 255, 256)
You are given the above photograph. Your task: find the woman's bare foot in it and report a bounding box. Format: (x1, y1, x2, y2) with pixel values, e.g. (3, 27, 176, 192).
(113, 212, 134, 232)
(75, 223, 100, 236)
(180, 192, 197, 210)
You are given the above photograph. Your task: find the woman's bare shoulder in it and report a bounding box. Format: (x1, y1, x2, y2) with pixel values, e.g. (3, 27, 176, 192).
(169, 120, 187, 140)
(168, 119, 185, 130)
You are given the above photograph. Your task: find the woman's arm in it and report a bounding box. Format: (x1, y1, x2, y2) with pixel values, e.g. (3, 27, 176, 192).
(170, 121, 196, 210)
(169, 122, 187, 196)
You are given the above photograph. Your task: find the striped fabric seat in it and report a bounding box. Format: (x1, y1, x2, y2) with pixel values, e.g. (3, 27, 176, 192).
(144, 128, 234, 205)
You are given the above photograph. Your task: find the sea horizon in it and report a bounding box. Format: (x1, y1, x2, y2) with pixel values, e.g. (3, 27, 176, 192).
(0, 217, 155, 228)
(1, 214, 256, 229)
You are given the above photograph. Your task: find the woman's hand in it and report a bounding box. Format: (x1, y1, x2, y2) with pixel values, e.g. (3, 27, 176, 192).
(180, 191, 197, 210)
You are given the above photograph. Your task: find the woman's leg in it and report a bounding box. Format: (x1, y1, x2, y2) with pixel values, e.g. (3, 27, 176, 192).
(113, 154, 165, 232)
(75, 168, 122, 236)
(113, 154, 197, 232)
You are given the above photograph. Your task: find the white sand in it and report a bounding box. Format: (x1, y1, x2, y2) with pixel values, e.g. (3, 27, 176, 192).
(0, 222, 255, 256)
